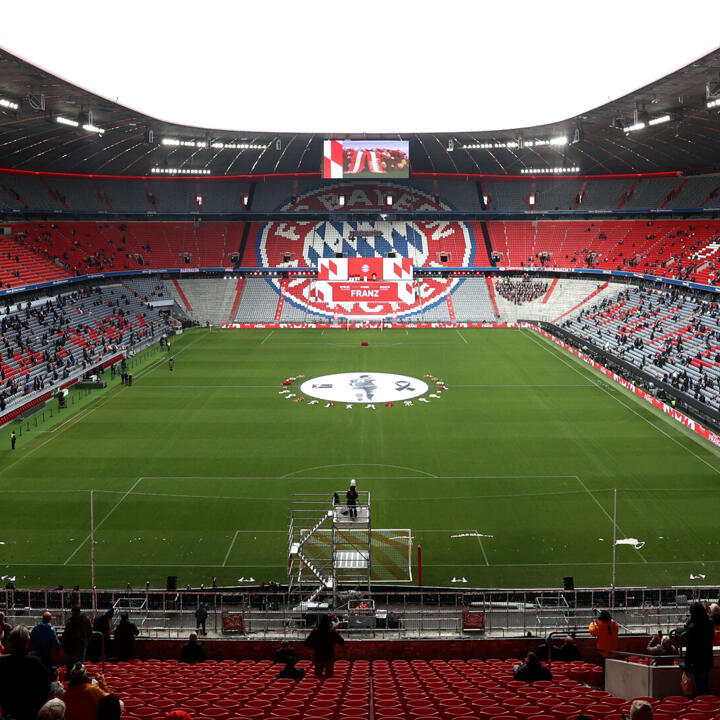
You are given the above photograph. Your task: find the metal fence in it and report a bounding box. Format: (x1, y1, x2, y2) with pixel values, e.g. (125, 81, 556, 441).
(0, 585, 713, 640)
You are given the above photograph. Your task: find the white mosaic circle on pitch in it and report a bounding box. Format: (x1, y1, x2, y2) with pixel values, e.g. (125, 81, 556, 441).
(300, 372, 429, 403)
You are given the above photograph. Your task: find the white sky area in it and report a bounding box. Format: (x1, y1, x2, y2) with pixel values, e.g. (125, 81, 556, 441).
(1, 0, 719, 135)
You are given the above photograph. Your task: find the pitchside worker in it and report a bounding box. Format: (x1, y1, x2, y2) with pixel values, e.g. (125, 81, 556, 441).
(346, 479, 358, 519)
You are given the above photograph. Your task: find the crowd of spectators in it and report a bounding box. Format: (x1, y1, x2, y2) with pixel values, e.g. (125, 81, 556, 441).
(495, 276, 549, 304)
(0, 285, 171, 413)
(564, 285, 720, 409)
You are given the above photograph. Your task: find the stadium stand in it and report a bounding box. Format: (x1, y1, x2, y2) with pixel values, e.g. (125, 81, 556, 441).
(67, 655, 698, 720)
(0, 235, 72, 288)
(233, 279, 281, 322)
(492, 279, 623, 323)
(485, 220, 720, 285)
(449, 278, 497, 321)
(123, 278, 172, 304)
(562, 285, 720, 410)
(7, 222, 242, 274)
(0, 284, 171, 412)
(168, 278, 242, 326)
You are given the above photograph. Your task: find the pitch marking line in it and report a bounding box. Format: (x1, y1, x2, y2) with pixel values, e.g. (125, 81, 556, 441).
(282, 463, 438, 478)
(456, 329, 469, 345)
(63, 477, 144, 565)
(12, 557, 719, 569)
(573, 475, 647, 563)
(260, 331, 274, 345)
(223, 530, 240, 566)
(476, 531, 490, 566)
(128, 383, 595, 390)
(524, 330, 720, 475)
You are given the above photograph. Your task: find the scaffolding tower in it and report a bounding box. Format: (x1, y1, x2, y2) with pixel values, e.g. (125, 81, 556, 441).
(288, 491, 372, 603)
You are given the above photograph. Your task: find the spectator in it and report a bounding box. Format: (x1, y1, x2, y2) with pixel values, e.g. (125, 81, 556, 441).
(554, 634, 582, 661)
(96, 694, 123, 720)
(166, 712, 193, 720)
(274, 640, 304, 680)
(37, 698, 66, 720)
(63, 662, 110, 720)
(709, 603, 720, 645)
(0, 625, 51, 720)
(513, 651, 552, 682)
(49, 665, 65, 698)
(589, 610, 619, 664)
(90, 610, 113, 660)
(646, 632, 678, 665)
(112, 613, 139, 661)
(30, 611, 63, 669)
(180, 632, 206, 663)
(0, 610, 12, 647)
(62, 604, 93, 675)
(304, 614, 345, 677)
(681, 601, 714, 697)
(195, 603, 208, 636)
(629, 699, 654, 720)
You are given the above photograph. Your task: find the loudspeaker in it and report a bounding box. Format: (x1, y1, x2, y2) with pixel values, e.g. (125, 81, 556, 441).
(387, 252, 396, 258)
(166, 575, 177, 591)
(335, 252, 343, 258)
(563, 576, 574, 591)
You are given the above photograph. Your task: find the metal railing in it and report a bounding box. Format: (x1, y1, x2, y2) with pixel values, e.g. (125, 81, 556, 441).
(0, 584, 712, 640)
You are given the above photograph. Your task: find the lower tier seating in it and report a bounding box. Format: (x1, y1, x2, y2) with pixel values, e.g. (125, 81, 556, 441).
(69, 658, 719, 720)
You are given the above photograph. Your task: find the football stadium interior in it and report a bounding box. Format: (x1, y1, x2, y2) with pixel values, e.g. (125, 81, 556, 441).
(3, 21, 720, 714)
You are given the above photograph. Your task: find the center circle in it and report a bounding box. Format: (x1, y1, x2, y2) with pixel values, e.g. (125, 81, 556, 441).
(299, 372, 430, 403)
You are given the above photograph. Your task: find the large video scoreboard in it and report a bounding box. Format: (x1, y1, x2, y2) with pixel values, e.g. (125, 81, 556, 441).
(322, 140, 409, 179)
(313, 257, 415, 306)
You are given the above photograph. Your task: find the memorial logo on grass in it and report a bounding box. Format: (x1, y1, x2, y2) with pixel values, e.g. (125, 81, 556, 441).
(301, 372, 428, 403)
(278, 372, 449, 408)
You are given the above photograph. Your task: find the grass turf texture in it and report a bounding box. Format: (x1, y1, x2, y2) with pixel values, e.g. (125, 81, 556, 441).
(2, 327, 720, 590)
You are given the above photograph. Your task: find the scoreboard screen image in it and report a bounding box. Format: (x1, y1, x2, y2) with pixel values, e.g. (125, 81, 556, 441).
(323, 140, 409, 179)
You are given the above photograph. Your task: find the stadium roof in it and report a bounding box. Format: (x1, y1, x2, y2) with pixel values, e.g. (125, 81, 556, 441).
(1, 42, 720, 177)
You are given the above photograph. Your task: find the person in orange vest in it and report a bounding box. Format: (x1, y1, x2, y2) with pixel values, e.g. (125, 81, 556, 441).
(589, 609, 619, 665)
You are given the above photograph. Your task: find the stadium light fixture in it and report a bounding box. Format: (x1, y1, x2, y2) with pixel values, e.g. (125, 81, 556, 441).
(386, 195, 393, 206)
(56, 116, 79, 127)
(151, 167, 212, 175)
(0, 98, 19, 110)
(648, 114, 671, 126)
(520, 166, 580, 174)
(528, 194, 535, 205)
(707, 99, 720, 109)
(462, 135, 568, 150)
(162, 137, 267, 150)
(210, 142, 267, 150)
(82, 123, 104, 134)
(624, 122, 646, 133)
(338, 195, 345, 206)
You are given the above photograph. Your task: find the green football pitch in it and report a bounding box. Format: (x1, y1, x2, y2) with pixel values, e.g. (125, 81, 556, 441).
(2, 327, 720, 591)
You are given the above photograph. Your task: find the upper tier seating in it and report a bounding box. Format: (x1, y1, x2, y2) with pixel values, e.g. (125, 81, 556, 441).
(70, 657, 715, 720)
(487, 220, 720, 286)
(0, 235, 72, 288)
(1, 174, 720, 214)
(3, 220, 720, 296)
(243, 221, 489, 268)
(9, 222, 244, 275)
